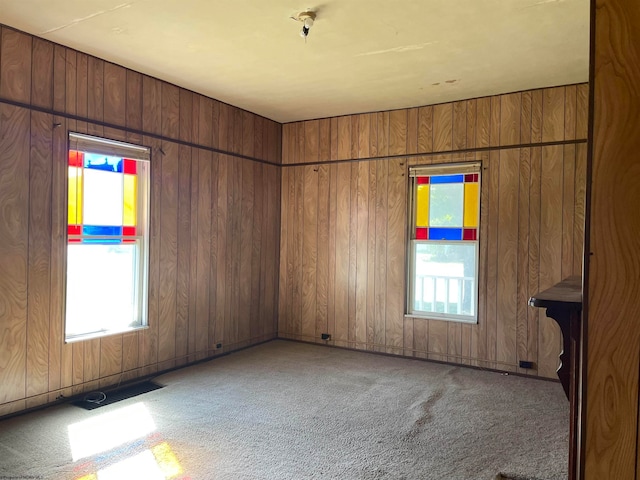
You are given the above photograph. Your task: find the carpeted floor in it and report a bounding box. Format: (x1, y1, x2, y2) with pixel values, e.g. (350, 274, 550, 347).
(0, 340, 568, 479)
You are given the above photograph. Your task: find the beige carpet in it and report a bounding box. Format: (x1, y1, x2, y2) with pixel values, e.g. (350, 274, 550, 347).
(0, 340, 568, 479)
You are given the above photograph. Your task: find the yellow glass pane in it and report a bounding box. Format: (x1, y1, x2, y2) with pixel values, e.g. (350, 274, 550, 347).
(68, 167, 83, 225)
(123, 174, 137, 227)
(416, 184, 429, 227)
(464, 183, 479, 227)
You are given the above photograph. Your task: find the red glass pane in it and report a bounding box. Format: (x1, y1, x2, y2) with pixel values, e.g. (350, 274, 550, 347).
(68, 225, 81, 236)
(416, 227, 428, 240)
(463, 228, 477, 241)
(68, 238, 81, 243)
(69, 150, 83, 167)
(417, 176, 430, 184)
(124, 159, 137, 174)
(123, 226, 136, 237)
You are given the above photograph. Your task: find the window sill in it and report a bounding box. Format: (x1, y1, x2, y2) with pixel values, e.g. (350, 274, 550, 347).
(404, 313, 478, 324)
(65, 324, 149, 343)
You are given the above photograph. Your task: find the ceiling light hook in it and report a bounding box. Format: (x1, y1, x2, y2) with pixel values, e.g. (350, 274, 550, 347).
(296, 10, 316, 41)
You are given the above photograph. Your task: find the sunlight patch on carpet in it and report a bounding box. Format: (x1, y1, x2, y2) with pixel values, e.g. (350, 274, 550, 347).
(68, 402, 156, 461)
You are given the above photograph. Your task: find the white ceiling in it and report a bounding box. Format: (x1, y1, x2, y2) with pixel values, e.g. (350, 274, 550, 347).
(0, 0, 590, 123)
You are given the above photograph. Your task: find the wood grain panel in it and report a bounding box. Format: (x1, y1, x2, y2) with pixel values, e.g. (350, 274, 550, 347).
(385, 158, 405, 353)
(305, 120, 319, 163)
(564, 85, 577, 141)
(417, 106, 433, 153)
(516, 149, 531, 373)
(521, 92, 532, 145)
(527, 147, 541, 372)
(476, 97, 491, 148)
(26, 111, 52, 396)
(48, 115, 66, 393)
(366, 160, 377, 350)
(327, 164, 338, 340)
(87, 57, 104, 133)
(334, 163, 351, 344)
(302, 166, 318, 339)
(103, 63, 126, 126)
(586, 1, 640, 477)
(0, 105, 30, 403)
(162, 84, 180, 139)
(158, 141, 179, 363)
(209, 153, 221, 349)
(348, 164, 358, 346)
(239, 161, 254, 343)
(485, 151, 500, 366)
(542, 87, 565, 143)
(374, 159, 388, 351)
(0, 28, 32, 103)
(126, 71, 142, 130)
(99, 336, 122, 378)
(538, 146, 563, 378)
(500, 93, 521, 146)
(406, 108, 418, 154)
(53, 45, 66, 112)
(576, 83, 589, 140)
(389, 110, 407, 156)
(176, 145, 191, 364)
(496, 149, 519, 369)
(316, 164, 330, 338)
(562, 145, 576, 279)
(31, 38, 53, 109)
(355, 161, 369, 347)
(452, 101, 467, 151)
(433, 103, 453, 152)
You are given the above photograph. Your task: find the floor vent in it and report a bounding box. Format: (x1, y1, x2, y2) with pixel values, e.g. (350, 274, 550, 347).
(72, 381, 163, 410)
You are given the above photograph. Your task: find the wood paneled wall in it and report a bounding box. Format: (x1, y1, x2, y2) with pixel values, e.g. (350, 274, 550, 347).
(0, 25, 282, 416)
(279, 84, 588, 378)
(583, 0, 640, 477)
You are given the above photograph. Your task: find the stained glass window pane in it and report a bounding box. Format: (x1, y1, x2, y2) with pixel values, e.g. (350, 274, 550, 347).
(123, 174, 137, 227)
(84, 153, 123, 173)
(428, 227, 463, 240)
(83, 169, 124, 227)
(68, 167, 83, 226)
(463, 183, 479, 227)
(429, 183, 463, 227)
(416, 184, 429, 227)
(430, 174, 463, 184)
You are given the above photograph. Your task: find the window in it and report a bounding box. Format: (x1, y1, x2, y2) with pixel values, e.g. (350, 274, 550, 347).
(65, 133, 151, 341)
(408, 162, 481, 323)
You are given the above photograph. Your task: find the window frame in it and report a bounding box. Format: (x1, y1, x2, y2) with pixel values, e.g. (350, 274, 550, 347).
(406, 162, 481, 324)
(64, 132, 151, 342)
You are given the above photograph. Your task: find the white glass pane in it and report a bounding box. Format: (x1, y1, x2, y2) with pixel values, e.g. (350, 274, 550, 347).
(65, 244, 139, 338)
(83, 169, 124, 226)
(413, 242, 476, 318)
(429, 183, 463, 227)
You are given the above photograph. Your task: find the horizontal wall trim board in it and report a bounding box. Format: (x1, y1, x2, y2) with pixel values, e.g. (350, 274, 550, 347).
(0, 96, 281, 167)
(282, 138, 587, 168)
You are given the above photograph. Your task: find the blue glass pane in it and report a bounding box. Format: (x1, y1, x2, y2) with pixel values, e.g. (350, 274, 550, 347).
(428, 227, 463, 240)
(430, 174, 464, 184)
(83, 225, 123, 236)
(82, 238, 123, 244)
(84, 153, 123, 173)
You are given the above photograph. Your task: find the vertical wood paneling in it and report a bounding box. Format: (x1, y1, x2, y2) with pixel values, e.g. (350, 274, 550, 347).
(542, 87, 565, 143)
(31, 38, 53, 109)
(0, 105, 30, 403)
(538, 146, 563, 377)
(355, 161, 369, 348)
(433, 104, 453, 152)
(103, 63, 126, 126)
(496, 149, 519, 370)
(586, 2, 640, 476)
(302, 166, 318, 340)
(176, 145, 191, 364)
(279, 83, 586, 377)
(26, 112, 52, 396)
(385, 158, 405, 353)
(0, 28, 32, 103)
